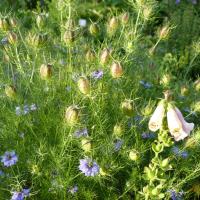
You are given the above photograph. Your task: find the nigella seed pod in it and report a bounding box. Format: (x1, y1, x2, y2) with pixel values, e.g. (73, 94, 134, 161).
(100, 48, 110, 65)
(194, 79, 200, 91)
(9, 18, 17, 28)
(65, 106, 80, 126)
(78, 77, 90, 95)
(159, 25, 170, 39)
(121, 100, 134, 116)
(181, 85, 189, 96)
(39, 64, 52, 80)
(110, 62, 123, 78)
(7, 32, 17, 45)
(81, 138, 92, 152)
(5, 85, 16, 99)
(36, 14, 46, 29)
(86, 49, 95, 62)
(89, 23, 99, 36)
(121, 12, 129, 24)
(107, 17, 119, 35)
(0, 18, 9, 31)
(113, 124, 123, 137)
(63, 30, 75, 44)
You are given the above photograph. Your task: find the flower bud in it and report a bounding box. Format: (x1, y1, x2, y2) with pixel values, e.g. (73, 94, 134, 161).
(81, 138, 92, 152)
(194, 79, 200, 91)
(77, 77, 90, 95)
(107, 17, 119, 35)
(40, 64, 52, 80)
(89, 23, 99, 36)
(181, 85, 189, 96)
(121, 12, 129, 24)
(36, 14, 46, 28)
(65, 105, 79, 126)
(110, 62, 123, 78)
(161, 158, 169, 168)
(141, 102, 154, 116)
(7, 32, 17, 45)
(129, 150, 139, 161)
(113, 124, 123, 137)
(121, 100, 134, 116)
(86, 49, 95, 62)
(100, 48, 110, 64)
(63, 30, 75, 44)
(9, 18, 17, 28)
(5, 85, 16, 99)
(0, 18, 9, 31)
(99, 167, 107, 176)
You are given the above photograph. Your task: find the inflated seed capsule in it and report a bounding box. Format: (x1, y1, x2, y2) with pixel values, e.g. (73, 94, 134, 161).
(0, 18, 9, 31)
(63, 30, 75, 44)
(36, 14, 46, 28)
(65, 105, 79, 125)
(9, 18, 17, 28)
(181, 85, 189, 96)
(121, 100, 134, 116)
(110, 62, 123, 78)
(121, 12, 129, 24)
(78, 77, 90, 95)
(129, 150, 139, 161)
(113, 124, 123, 137)
(89, 23, 99, 36)
(5, 85, 16, 99)
(7, 32, 17, 45)
(39, 64, 52, 80)
(81, 138, 92, 152)
(86, 49, 95, 62)
(107, 17, 119, 35)
(100, 48, 110, 64)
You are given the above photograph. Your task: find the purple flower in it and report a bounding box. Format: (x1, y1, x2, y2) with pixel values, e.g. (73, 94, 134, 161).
(139, 80, 152, 89)
(168, 189, 184, 200)
(79, 158, 99, 176)
(22, 189, 30, 197)
(1, 37, 8, 45)
(11, 189, 30, 200)
(175, 0, 181, 4)
(74, 128, 88, 138)
(91, 70, 103, 79)
(68, 185, 78, 194)
(114, 139, 123, 152)
(171, 146, 188, 159)
(1, 151, 18, 167)
(23, 105, 30, 115)
(141, 132, 156, 139)
(30, 104, 37, 111)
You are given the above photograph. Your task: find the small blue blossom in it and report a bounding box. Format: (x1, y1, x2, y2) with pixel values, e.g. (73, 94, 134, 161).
(168, 189, 184, 200)
(171, 146, 188, 159)
(68, 185, 78, 194)
(91, 70, 103, 79)
(79, 158, 99, 176)
(79, 19, 87, 27)
(11, 189, 30, 200)
(30, 104, 37, 111)
(114, 139, 123, 152)
(23, 105, 30, 115)
(141, 132, 156, 139)
(74, 128, 88, 138)
(139, 80, 152, 89)
(15, 106, 21, 116)
(1, 37, 8, 45)
(1, 151, 18, 167)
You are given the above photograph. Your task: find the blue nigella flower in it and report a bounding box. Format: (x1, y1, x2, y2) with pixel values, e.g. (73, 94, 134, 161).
(68, 185, 78, 194)
(1, 151, 18, 167)
(74, 128, 88, 138)
(141, 132, 156, 139)
(79, 158, 99, 176)
(168, 189, 184, 200)
(171, 146, 188, 159)
(91, 70, 103, 79)
(11, 189, 30, 200)
(139, 80, 153, 89)
(114, 139, 123, 152)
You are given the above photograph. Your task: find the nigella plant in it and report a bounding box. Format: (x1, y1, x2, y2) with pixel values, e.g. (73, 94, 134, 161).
(91, 70, 103, 79)
(79, 158, 99, 176)
(171, 146, 189, 159)
(168, 189, 184, 200)
(74, 128, 88, 138)
(1, 151, 18, 167)
(11, 189, 30, 200)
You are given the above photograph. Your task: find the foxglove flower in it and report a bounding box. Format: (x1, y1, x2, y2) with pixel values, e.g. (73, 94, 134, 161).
(167, 104, 194, 141)
(148, 101, 165, 132)
(79, 158, 99, 176)
(1, 151, 18, 167)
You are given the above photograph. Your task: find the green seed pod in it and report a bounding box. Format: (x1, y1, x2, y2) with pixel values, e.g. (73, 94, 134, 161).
(121, 100, 134, 116)
(121, 12, 129, 24)
(89, 23, 99, 36)
(36, 14, 46, 29)
(100, 48, 110, 64)
(40, 64, 52, 80)
(181, 85, 189, 96)
(160, 74, 171, 86)
(63, 30, 75, 44)
(161, 158, 169, 168)
(0, 18, 9, 31)
(78, 77, 90, 95)
(110, 62, 123, 78)
(65, 105, 80, 126)
(107, 17, 119, 35)
(99, 167, 108, 176)
(194, 79, 200, 91)
(9, 18, 17, 28)
(81, 138, 92, 152)
(129, 150, 139, 161)
(86, 49, 95, 62)
(113, 124, 123, 137)
(5, 85, 16, 99)
(7, 32, 17, 45)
